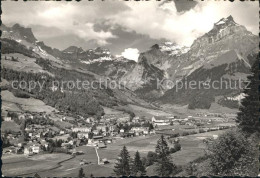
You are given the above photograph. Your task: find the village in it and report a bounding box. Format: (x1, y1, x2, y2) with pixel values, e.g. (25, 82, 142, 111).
(2, 109, 236, 159)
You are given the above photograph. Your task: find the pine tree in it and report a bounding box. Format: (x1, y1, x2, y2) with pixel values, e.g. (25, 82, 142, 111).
(155, 135, 170, 159)
(236, 60, 260, 135)
(78, 167, 85, 178)
(155, 135, 175, 176)
(131, 151, 146, 176)
(114, 146, 131, 176)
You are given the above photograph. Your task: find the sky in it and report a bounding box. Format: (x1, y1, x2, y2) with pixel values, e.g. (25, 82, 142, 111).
(2, 0, 259, 61)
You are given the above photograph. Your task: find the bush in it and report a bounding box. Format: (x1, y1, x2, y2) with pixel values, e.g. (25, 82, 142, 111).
(169, 143, 181, 154)
(146, 151, 157, 166)
(207, 129, 259, 176)
(12, 90, 30, 98)
(174, 143, 181, 151)
(170, 133, 180, 138)
(1, 85, 9, 91)
(181, 131, 190, 136)
(199, 128, 205, 133)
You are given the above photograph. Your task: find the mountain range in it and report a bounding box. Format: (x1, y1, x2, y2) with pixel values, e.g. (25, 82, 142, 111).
(1, 15, 258, 111)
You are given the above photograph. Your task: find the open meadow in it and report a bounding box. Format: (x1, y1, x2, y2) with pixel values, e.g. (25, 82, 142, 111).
(2, 90, 57, 114)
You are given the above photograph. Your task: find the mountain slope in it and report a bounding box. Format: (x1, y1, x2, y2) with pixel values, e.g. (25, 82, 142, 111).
(0, 23, 154, 118)
(158, 16, 258, 109)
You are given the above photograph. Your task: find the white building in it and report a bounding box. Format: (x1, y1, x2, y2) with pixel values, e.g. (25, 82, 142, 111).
(4, 117, 12, 121)
(32, 145, 40, 154)
(152, 116, 171, 126)
(72, 127, 91, 133)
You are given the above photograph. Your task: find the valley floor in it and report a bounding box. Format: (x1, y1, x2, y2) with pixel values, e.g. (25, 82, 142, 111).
(2, 129, 229, 177)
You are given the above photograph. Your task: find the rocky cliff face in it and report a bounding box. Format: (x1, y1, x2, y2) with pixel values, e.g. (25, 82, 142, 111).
(2, 23, 37, 43)
(158, 16, 258, 109)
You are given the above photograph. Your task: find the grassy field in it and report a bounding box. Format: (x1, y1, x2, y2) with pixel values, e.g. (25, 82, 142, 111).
(2, 153, 72, 177)
(1, 121, 21, 133)
(161, 102, 238, 116)
(2, 90, 57, 113)
(20, 146, 114, 177)
(170, 129, 227, 165)
(127, 104, 172, 118)
(2, 53, 53, 76)
(2, 129, 229, 177)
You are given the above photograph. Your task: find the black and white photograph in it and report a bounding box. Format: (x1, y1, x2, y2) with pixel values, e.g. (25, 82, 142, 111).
(1, 0, 259, 177)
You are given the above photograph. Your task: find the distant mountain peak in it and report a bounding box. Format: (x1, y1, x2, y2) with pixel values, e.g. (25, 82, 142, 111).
(214, 15, 237, 27)
(63, 46, 84, 53)
(9, 23, 37, 43)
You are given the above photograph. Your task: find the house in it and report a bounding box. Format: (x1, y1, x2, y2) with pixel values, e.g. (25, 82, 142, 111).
(213, 135, 218, 139)
(131, 127, 149, 135)
(93, 135, 103, 140)
(150, 130, 156, 134)
(28, 115, 34, 120)
(93, 130, 99, 135)
(4, 117, 12, 121)
(97, 125, 107, 132)
(72, 127, 91, 133)
(152, 116, 171, 126)
(143, 129, 149, 135)
(132, 116, 140, 123)
(109, 125, 117, 132)
(77, 132, 89, 139)
(24, 147, 33, 155)
(117, 115, 130, 123)
(99, 118, 106, 123)
(110, 131, 118, 136)
(32, 145, 40, 154)
(86, 117, 95, 123)
(120, 129, 124, 133)
(53, 134, 70, 142)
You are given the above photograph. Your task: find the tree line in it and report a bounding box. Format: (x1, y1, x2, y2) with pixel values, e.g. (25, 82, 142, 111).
(113, 135, 181, 177)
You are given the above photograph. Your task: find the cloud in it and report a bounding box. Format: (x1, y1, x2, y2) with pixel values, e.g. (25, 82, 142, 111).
(2, 0, 258, 51)
(107, 0, 258, 46)
(2, 1, 122, 46)
(121, 48, 140, 62)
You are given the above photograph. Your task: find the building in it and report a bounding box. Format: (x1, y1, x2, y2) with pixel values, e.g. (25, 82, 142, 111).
(24, 144, 40, 155)
(97, 125, 107, 132)
(132, 116, 140, 123)
(86, 117, 95, 123)
(93, 135, 103, 140)
(72, 127, 91, 133)
(32, 145, 40, 154)
(93, 130, 99, 135)
(4, 117, 12, 121)
(117, 115, 130, 123)
(24, 147, 33, 155)
(77, 132, 89, 139)
(152, 116, 171, 126)
(131, 127, 149, 135)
